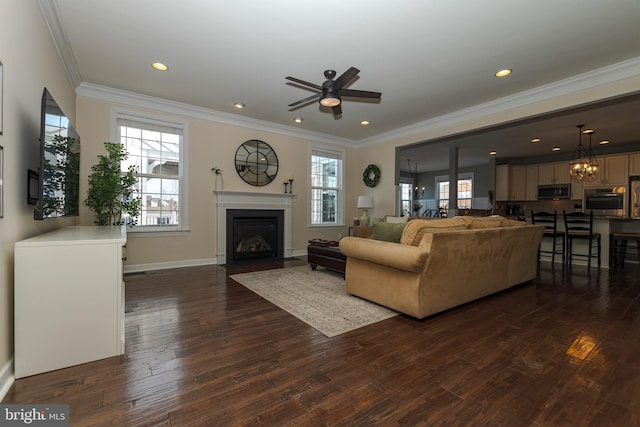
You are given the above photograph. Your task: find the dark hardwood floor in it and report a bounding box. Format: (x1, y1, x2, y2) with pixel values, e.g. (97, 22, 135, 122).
(4, 258, 640, 426)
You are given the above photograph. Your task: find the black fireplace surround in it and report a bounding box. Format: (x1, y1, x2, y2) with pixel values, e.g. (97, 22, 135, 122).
(226, 209, 284, 264)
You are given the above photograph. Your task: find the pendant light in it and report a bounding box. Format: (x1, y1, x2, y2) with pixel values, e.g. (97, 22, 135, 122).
(584, 129, 600, 182)
(569, 124, 590, 181)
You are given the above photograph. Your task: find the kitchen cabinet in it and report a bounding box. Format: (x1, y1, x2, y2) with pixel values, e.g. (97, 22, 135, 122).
(496, 165, 510, 201)
(510, 166, 527, 200)
(630, 152, 640, 176)
(525, 165, 538, 200)
(584, 154, 629, 187)
(14, 226, 127, 378)
(495, 165, 535, 201)
(571, 178, 583, 200)
(538, 162, 570, 185)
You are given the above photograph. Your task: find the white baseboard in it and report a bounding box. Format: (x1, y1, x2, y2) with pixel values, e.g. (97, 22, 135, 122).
(125, 252, 308, 274)
(0, 358, 15, 402)
(124, 258, 216, 274)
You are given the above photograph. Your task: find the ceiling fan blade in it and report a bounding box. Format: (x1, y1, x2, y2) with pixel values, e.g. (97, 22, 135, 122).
(331, 67, 360, 91)
(288, 93, 321, 107)
(285, 76, 322, 91)
(332, 104, 342, 116)
(339, 89, 381, 99)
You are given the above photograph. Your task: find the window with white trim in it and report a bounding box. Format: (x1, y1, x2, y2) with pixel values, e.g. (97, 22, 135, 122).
(310, 147, 343, 225)
(117, 115, 186, 230)
(399, 181, 412, 216)
(436, 173, 473, 209)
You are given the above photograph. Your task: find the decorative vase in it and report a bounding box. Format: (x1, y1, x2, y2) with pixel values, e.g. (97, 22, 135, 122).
(215, 175, 223, 191)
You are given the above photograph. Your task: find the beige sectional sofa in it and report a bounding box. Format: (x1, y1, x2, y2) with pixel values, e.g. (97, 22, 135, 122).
(338, 216, 544, 319)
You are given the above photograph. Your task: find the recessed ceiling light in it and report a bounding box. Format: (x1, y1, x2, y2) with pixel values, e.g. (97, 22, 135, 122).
(599, 140, 610, 145)
(360, 120, 370, 126)
(152, 62, 168, 71)
(552, 147, 561, 152)
(293, 117, 303, 123)
(233, 102, 245, 109)
(531, 138, 541, 143)
(489, 151, 497, 156)
(495, 69, 512, 77)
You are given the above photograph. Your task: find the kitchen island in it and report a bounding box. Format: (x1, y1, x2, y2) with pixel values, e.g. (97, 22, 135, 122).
(536, 215, 640, 268)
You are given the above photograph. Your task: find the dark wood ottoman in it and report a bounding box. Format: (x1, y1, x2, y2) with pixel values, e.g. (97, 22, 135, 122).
(307, 240, 346, 275)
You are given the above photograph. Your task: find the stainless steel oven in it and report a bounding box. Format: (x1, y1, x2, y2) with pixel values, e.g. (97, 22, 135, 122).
(584, 187, 626, 217)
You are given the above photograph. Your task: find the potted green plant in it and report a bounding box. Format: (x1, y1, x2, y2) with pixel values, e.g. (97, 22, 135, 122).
(85, 142, 141, 226)
(413, 201, 423, 216)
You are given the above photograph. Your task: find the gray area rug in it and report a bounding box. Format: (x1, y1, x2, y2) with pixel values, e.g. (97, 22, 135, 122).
(230, 266, 398, 337)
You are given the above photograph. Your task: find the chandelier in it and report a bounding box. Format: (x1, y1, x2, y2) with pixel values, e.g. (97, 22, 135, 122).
(569, 124, 599, 182)
(583, 129, 600, 182)
(407, 159, 424, 198)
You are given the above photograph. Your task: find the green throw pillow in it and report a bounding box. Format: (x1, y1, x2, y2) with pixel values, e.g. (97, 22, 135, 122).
(372, 222, 406, 243)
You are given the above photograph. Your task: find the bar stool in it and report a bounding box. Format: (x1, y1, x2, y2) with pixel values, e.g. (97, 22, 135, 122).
(609, 232, 640, 268)
(563, 211, 601, 268)
(531, 211, 565, 264)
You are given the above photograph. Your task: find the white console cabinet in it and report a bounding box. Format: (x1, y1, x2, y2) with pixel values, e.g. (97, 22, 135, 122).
(14, 226, 126, 378)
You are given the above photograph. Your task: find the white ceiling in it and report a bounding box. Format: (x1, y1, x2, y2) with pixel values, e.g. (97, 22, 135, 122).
(42, 1, 640, 171)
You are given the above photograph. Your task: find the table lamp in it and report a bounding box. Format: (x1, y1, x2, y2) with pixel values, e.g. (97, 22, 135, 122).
(357, 196, 374, 226)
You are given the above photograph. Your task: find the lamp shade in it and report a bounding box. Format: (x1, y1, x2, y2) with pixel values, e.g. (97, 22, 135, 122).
(357, 195, 374, 209)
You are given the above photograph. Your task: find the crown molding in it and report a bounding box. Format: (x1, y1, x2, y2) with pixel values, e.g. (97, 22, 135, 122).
(359, 56, 640, 147)
(38, 0, 82, 88)
(76, 82, 354, 147)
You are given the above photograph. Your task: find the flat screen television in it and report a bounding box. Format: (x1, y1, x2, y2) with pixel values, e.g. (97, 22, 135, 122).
(33, 88, 80, 220)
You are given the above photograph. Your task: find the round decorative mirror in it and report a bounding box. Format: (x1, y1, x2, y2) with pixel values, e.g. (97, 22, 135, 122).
(235, 139, 279, 186)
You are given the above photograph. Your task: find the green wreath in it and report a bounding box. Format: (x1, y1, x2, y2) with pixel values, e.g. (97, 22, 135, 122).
(363, 164, 381, 187)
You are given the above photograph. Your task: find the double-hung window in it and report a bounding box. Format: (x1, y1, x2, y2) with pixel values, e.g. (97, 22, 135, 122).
(436, 173, 473, 209)
(310, 147, 343, 225)
(399, 181, 412, 216)
(116, 114, 186, 231)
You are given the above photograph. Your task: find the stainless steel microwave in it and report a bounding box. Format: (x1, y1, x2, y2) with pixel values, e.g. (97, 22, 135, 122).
(537, 184, 570, 200)
(584, 187, 626, 217)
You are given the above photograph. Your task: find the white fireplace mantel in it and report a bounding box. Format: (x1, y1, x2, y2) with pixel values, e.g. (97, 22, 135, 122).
(215, 190, 296, 264)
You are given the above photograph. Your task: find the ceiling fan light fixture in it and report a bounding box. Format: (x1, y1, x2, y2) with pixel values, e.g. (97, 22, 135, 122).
(320, 94, 341, 107)
(152, 62, 168, 71)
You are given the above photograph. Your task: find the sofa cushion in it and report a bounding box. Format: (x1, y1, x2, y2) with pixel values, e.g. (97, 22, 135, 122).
(501, 218, 526, 227)
(372, 222, 406, 243)
(468, 218, 503, 229)
(385, 215, 408, 224)
(400, 217, 470, 246)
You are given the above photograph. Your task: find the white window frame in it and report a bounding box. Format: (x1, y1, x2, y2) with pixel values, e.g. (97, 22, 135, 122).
(309, 146, 344, 226)
(435, 172, 474, 209)
(398, 179, 412, 217)
(111, 109, 188, 234)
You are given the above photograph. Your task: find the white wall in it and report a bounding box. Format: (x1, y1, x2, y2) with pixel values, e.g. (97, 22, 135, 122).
(0, 1, 78, 398)
(75, 95, 360, 269)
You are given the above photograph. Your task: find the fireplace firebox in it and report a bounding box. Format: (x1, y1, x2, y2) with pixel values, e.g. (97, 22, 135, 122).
(226, 209, 284, 263)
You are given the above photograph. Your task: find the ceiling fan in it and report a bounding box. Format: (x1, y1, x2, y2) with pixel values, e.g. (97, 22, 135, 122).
(286, 67, 381, 116)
